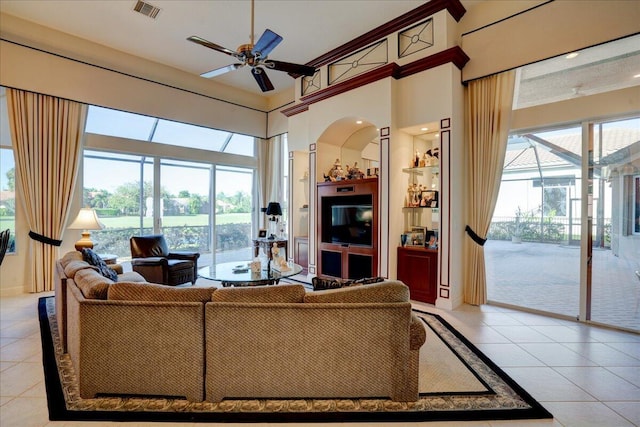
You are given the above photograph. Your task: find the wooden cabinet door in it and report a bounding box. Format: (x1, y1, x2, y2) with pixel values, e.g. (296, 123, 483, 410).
(397, 247, 437, 304)
(294, 237, 308, 270)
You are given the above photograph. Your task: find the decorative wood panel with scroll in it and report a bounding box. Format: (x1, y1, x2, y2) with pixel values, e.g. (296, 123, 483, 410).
(328, 40, 388, 85)
(301, 70, 321, 96)
(398, 18, 434, 58)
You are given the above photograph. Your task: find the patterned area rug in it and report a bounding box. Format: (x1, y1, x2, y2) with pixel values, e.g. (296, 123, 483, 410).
(39, 297, 551, 423)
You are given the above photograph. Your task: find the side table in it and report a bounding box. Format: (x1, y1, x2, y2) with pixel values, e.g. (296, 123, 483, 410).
(98, 253, 123, 274)
(98, 253, 118, 265)
(253, 238, 288, 260)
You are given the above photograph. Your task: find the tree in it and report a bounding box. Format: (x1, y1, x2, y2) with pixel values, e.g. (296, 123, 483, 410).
(5, 168, 15, 191)
(109, 181, 152, 215)
(188, 194, 204, 214)
(83, 187, 111, 209)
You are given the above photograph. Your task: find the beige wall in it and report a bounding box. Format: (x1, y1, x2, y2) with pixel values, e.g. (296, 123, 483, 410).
(0, 39, 268, 139)
(512, 87, 640, 132)
(461, 0, 640, 82)
(1, 1, 638, 296)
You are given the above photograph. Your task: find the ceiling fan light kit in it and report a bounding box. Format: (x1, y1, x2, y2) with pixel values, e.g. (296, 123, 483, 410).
(188, 0, 315, 92)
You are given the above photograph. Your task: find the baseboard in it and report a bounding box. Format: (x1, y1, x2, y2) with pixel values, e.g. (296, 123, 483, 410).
(0, 285, 30, 297)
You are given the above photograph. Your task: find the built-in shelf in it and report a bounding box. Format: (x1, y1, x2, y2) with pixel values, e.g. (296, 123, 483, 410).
(402, 166, 439, 175)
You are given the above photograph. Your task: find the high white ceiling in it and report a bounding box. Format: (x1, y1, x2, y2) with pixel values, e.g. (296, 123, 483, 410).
(0, 0, 437, 96)
(1, 0, 637, 106)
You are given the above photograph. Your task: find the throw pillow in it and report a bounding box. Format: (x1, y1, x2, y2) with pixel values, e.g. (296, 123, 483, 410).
(82, 248, 118, 282)
(351, 276, 385, 286)
(311, 276, 352, 291)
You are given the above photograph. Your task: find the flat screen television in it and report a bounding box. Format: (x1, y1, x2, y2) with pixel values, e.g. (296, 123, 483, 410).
(320, 194, 373, 246)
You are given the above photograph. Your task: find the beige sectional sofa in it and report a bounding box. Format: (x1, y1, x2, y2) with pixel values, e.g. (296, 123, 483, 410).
(55, 251, 426, 403)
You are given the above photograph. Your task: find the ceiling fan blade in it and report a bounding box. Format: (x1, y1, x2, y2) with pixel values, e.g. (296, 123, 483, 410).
(266, 60, 316, 77)
(252, 29, 282, 58)
(251, 67, 274, 92)
(187, 36, 237, 57)
(200, 63, 244, 79)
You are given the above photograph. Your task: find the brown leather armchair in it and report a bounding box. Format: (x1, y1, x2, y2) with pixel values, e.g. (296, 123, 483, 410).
(130, 235, 200, 286)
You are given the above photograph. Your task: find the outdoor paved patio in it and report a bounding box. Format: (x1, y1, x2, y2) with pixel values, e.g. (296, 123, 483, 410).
(485, 240, 640, 332)
(120, 241, 639, 332)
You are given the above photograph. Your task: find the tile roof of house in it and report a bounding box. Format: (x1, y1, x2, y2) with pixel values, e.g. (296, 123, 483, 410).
(504, 128, 640, 171)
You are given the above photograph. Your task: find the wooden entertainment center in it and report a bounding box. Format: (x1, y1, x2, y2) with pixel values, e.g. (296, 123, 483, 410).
(316, 177, 378, 280)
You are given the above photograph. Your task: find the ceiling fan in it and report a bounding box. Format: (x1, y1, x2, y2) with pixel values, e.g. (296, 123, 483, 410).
(187, 0, 316, 92)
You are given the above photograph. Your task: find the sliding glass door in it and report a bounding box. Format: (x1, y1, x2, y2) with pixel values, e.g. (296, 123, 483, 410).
(83, 151, 154, 257)
(213, 166, 254, 264)
(588, 117, 640, 330)
(486, 125, 582, 318)
(486, 116, 640, 332)
(159, 159, 212, 264)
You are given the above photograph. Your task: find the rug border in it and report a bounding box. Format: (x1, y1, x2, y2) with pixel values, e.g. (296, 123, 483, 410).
(413, 308, 553, 421)
(39, 297, 552, 423)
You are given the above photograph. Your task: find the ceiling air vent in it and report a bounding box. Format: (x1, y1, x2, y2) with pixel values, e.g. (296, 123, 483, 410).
(133, 0, 161, 19)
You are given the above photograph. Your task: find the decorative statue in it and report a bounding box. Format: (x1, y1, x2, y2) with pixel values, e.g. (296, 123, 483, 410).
(271, 242, 291, 271)
(347, 162, 364, 179)
(328, 158, 345, 180)
(426, 147, 440, 165)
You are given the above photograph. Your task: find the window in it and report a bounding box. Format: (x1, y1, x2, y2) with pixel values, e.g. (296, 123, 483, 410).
(0, 88, 16, 253)
(0, 148, 16, 253)
(85, 106, 254, 156)
(543, 187, 567, 217)
(634, 175, 640, 235)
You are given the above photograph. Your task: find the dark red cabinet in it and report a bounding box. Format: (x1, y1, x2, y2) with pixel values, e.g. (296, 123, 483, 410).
(397, 246, 438, 304)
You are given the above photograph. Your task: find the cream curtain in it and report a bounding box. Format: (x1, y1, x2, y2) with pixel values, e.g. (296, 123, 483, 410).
(7, 89, 87, 292)
(463, 70, 516, 305)
(257, 135, 283, 228)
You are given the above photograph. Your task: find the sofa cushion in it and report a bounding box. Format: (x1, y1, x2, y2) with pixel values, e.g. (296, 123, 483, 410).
(60, 250, 83, 269)
(82, 248, 118, 282)
(304, 281, 409, 304)
(108, 281, 214, 302)
(63, 259, 95, 278)
(118, 271, 147, 282)
(73, 268, 114, 299)
(211, 284, 306, 303)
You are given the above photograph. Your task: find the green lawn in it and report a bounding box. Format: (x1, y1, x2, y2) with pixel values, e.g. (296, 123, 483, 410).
(0, 217, 15, 231)
(0, 213, 250, 231)
(100, 213, 250, 228)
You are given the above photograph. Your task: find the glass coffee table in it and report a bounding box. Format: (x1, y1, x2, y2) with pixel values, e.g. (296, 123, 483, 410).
(198, 261, 303, 287)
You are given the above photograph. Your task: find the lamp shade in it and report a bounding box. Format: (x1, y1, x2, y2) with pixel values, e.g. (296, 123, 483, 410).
(265, 202, 282, 216)
(68, 208, 104, 251)
(68, 208, 105, 230)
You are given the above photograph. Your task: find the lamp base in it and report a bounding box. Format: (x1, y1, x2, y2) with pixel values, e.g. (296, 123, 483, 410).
(74, 232, 94, 252)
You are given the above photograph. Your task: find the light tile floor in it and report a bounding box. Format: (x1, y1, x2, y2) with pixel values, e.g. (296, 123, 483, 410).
(1, 292, 638, 427)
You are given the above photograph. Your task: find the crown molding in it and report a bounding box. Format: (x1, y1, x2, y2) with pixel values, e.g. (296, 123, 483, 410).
(305, 0, 466, 69)
(281, 46, 469, 117)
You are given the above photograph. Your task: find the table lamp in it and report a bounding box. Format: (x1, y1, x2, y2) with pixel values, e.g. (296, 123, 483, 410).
(68, 207, 104, 251)
(265, 202, 282, 239)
